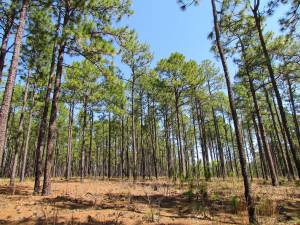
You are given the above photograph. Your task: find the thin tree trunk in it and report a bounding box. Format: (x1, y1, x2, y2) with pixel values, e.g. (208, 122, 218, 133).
(121, 115, 124, 178)
(10, 72, 30, 188)
(108, 112, 111, 178)
(140, 94, 145, 179)
(131, 77, 137, 180)
(88, 110, 93, 176)
(20, 86, 35, 182)
(80, 95, 88, 181)
(286, 75, 300, 148)
(175, 92, 186, 178)
(66, 102, 74, 180)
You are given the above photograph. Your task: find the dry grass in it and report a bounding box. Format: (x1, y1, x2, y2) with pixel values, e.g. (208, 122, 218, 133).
(0, 177, 299, 225)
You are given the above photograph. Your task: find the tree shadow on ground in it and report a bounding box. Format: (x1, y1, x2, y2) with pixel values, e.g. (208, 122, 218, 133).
(0, 185, 32, 196)
(0, 216, 124, 225)
(277, 200, 300, 222)
(39, 192, 239, 224)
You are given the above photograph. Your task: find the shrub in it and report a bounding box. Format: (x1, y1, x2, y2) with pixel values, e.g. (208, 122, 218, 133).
(183, 189, 194, 201)
(257, 198, 277, 217)
(230, 195, 239, 214)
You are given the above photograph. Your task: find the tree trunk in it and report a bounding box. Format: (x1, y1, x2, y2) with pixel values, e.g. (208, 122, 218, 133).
(88, 110, 93, 176)
(240, 37, 278, 186)
(80, 95, 88, 181)
(264, 87, 291, 180)
(41, 38, 67, 196)
(211, 0, 257, 223)
(65, 102, 74, 180)
(121, 115, 124, 178)
(252, 4, 300, 178)
(246, 123, 259, 178)
(140, 94, 145, 179)
(108, 112, 111, 178)
(20, 86, 35, 182)
(10, 71, 30, 188)
(34, 9, 62, 193)
(286, 75, 300, 148)
(196, 99, 211, 180)
(0, 1, 16, 83)
(131, 77, 137, 180)
(0, 0, 29, 166)
(271, 92, 296, 178)
(175, 92, 186, 178)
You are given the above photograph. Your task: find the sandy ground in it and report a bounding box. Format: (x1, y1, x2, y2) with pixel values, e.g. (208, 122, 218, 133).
(0, 178, 299, 225)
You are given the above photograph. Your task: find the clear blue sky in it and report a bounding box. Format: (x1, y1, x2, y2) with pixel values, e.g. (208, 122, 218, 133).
(117, 0, 288, 78)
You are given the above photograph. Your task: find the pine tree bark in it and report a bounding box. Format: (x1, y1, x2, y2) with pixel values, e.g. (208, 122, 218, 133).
(41, 38, 67, 195)
(34, 9, 62, 193)
(210, 0, 257, 223)
(0, 1, 16, 83)
(252, 2, 300, 178)
(0, 0, 29, 166)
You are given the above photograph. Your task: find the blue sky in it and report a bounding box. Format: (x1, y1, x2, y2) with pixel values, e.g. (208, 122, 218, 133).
(117, 0, 288, 79)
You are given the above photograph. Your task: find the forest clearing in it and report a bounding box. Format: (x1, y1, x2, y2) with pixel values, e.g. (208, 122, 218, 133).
(0, 0, 300, 224)
(0, 178, 299, 225)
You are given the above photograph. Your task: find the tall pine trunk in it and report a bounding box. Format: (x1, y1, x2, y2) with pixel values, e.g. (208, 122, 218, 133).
(0, 1, 16, 83)
(0, 0, 29, 166)
(34, 10, 62, 193)
(210, 0, 257, 223)
(41, 39, 67, 196)
(252, 3, 300, 178)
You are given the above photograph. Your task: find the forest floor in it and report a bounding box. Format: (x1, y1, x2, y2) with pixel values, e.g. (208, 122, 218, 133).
(0, 178, 299, 225)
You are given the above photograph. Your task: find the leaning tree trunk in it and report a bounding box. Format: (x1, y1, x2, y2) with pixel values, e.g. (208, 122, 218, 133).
(211, 0, 257, 223)
(0, 0, 29, 166)
(264, 87, 291, 180)
(286, 75, 300, 148)
(0, 2, 16, 83)
(239, 37, 278, 186)
(41, 40, 67, 196)
(34, 9, 62, 193)
(252, 5, 300, 178)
